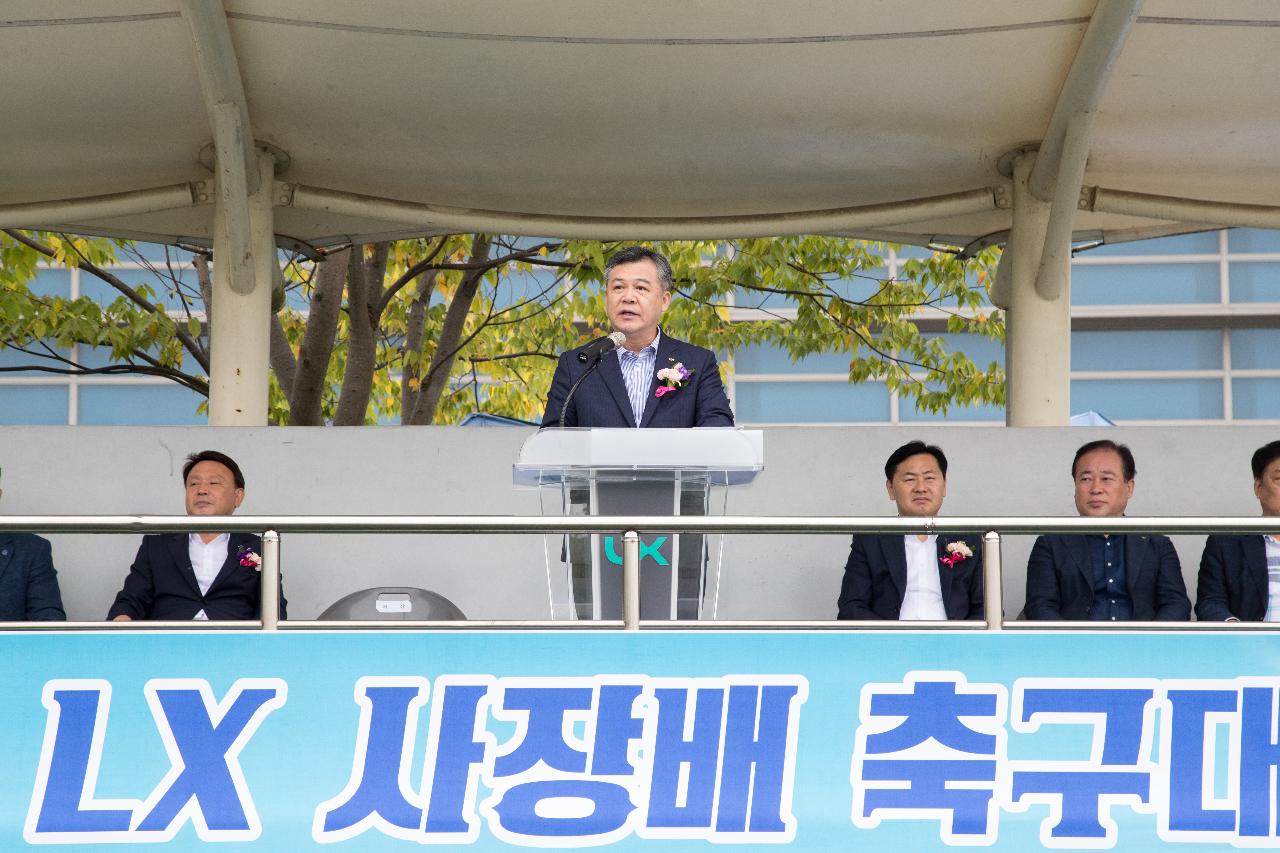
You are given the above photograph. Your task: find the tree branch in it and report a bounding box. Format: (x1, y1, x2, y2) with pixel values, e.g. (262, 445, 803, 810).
(376, 236, 448, 316)
(6, 230, 212, 374)
(0, 357, 209, 395)
(409, 234, 492, 425)
(465, 351, 559, 363)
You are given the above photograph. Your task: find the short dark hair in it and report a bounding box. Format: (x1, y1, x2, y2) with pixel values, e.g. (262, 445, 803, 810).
(1251, 441, 1280, 480)
(603, 246, 674, 291)
(884, 440, 948, 481)
(1071, 439, 1135, 481)
(182, 450, 245, 489)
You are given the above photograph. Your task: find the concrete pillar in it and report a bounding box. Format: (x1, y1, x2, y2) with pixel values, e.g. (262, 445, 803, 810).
(209, 149, 275, 425)
(1005, 151, 1072, 426)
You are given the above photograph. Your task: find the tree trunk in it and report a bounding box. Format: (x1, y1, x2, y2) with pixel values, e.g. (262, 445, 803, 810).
(288, 248, 349, 425)
(192, 254, 213, 369)
(400, 270, 438, 423)
(333, 243, 388, 425)
(268, 315, 297, 402)
(408, 234, 491, 425)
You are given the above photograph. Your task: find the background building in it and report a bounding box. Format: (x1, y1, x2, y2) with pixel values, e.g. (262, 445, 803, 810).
(732, 229, 1280, 426)
(3, 230, 1279, 426)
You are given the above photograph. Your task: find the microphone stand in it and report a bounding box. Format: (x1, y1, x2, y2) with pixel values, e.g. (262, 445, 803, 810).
(559, 346, 610, 428)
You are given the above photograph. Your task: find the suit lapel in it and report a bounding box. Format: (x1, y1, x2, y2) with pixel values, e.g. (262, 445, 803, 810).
(640, 335, 680, 428)
(881, 535, 908, 607)
(207, 533, 249, 593)
(1245, 535, 1269, 609)
(0, 535, 14, 589)
(168, 533, 203, 597)
(934, 535, 956, 611)
(1065, 536, 1093, 593)
(1124, 535, 1148, 602)
(596, 350, 637, 428)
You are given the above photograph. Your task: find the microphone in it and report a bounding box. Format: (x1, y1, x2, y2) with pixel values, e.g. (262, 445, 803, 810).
(576, 331, 627, 364)
(561, 331, 627, 426)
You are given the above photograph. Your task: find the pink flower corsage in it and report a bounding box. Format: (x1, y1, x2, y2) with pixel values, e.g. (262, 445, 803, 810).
(237, 546, 262, 571)
(654, 362, 692, 398)
(940, 541, 973, 568)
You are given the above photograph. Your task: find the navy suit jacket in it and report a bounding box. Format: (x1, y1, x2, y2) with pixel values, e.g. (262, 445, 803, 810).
(837, 533, 985, 620)
(1024, 533, 1190, 621)
(541, 334, 734, 428)
(107, 532, 286, 621)
(0, 533, 66, 621)
(1196, 534, 1269, 621)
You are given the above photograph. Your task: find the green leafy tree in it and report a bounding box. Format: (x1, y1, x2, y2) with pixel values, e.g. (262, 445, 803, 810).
(1, 228, 1004, 424)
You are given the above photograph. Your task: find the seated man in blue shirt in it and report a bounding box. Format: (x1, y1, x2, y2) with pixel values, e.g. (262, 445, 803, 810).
(837, 441, 984, 621)
(1024, 439, 1190, 621)
(0, 475, 66, 621)
(1196, 440, 1280, 622)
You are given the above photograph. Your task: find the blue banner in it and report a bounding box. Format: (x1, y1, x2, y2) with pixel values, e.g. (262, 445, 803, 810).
(5, 630, 1280, 849)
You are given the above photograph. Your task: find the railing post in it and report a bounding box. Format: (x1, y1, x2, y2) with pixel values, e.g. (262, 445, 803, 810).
(622, 529, 640, 630)
(261, 529, 280, 631)
(983, 530, 1003, 631)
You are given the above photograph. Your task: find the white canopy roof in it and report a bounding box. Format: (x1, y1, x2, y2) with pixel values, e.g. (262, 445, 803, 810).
(4, 1, 1280, 251)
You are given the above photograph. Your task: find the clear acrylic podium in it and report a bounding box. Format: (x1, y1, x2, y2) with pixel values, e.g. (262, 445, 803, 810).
(514, 428, 764, 620)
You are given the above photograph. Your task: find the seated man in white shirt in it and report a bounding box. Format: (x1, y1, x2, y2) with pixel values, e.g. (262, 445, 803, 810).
(836, 440, 984, 621)
(108, 450, 285, 621)
(1196, 440, 1280, 622)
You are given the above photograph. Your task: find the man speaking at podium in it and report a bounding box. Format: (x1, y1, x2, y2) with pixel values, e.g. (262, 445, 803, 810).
(541, 246, 734, 428)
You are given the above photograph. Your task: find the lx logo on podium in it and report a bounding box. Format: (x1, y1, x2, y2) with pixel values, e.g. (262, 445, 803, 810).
(602, 535, 670, 566)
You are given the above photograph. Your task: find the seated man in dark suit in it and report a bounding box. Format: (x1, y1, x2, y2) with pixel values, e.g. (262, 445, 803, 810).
(1024, 439, 1190, 621)
(0, 477, 66, 621)
(541, 245, 734, 428)
(1196, 440, 1280, 622)
(837, 441, 984, 621)
(109, 450, 285, 621)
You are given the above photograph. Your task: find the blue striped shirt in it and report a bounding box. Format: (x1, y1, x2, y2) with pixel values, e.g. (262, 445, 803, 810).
(616, 330, 660, 427)
(1265, 535, 1280, 622)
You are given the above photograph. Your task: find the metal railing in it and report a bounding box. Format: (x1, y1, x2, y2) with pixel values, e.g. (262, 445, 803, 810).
(2, 514, 1278, 632)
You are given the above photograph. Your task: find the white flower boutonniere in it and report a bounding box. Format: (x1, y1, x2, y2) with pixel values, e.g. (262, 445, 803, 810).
(655, 362, 692, 398)
(940, 540, 973, 568)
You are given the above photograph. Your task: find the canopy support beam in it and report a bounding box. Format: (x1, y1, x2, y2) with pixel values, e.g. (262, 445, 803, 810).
(209, 150, 276, 425)
(991, 0, 1143, 426)
(0, 184, 206, 230)
(1002, 151, 1072, 426)
(1088, 187, 1280, 230)
(181, 0, 275, 425)
(1025, 0, 1141, 304)
(283, 183, 1000, 241)
(179, 0, 259, 196)
(1027, 0, 1143, 202)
